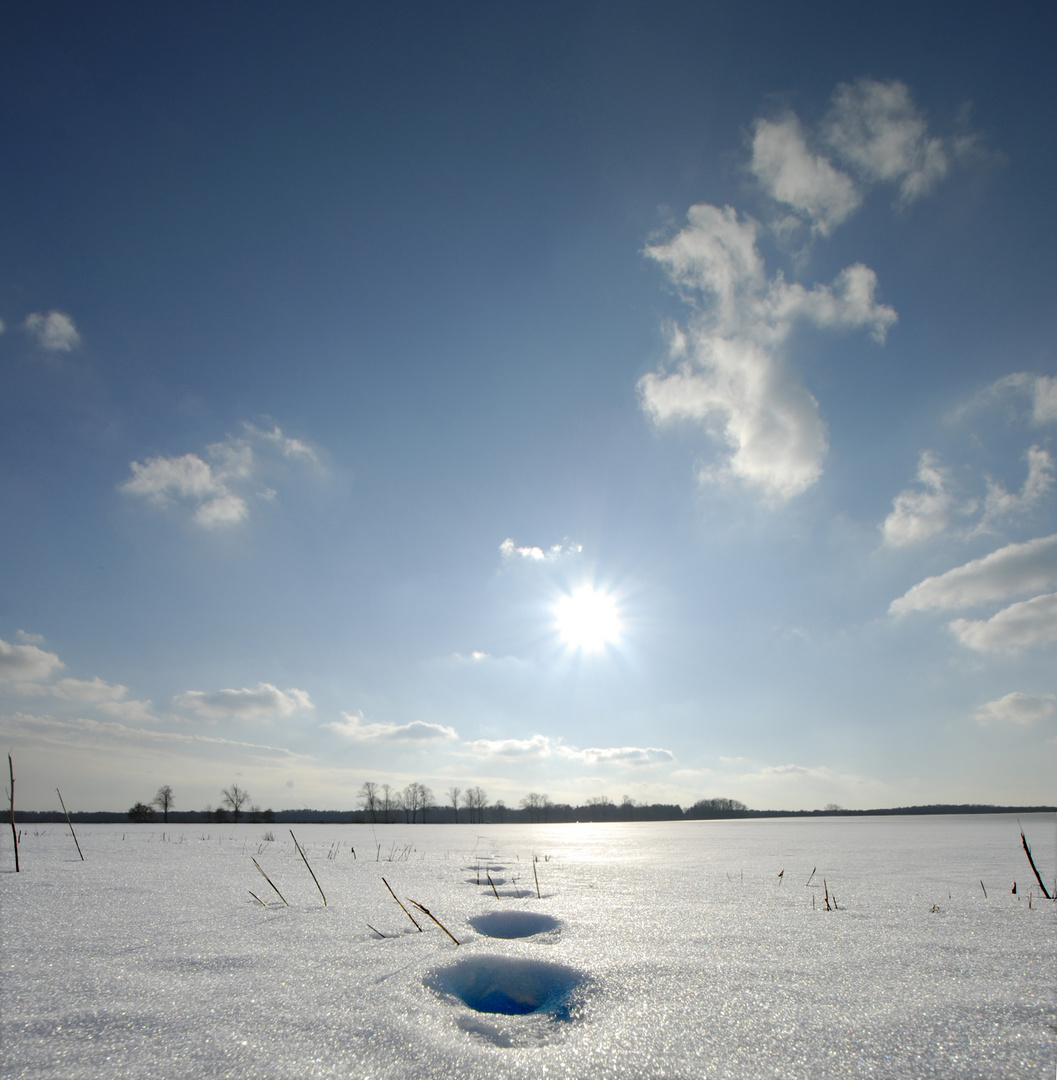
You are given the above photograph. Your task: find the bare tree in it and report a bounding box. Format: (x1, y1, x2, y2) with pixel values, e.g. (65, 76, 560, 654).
(586, 795, 613, 821)
(380, 783, 395, 824)
(221, 783, 250, 824)
(621, 794, 636, 820)
(520, 792, 551, 823)
(463, 785, 487, 824)
(358, 781, 379, 822)
(152, 785, 174, 823)
(447, 786, 461, 823)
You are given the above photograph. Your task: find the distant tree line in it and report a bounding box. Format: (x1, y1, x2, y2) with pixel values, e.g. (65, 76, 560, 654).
(12, 793, 1055, 825)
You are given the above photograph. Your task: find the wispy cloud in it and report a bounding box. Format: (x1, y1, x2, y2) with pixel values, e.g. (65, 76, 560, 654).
(23, 310, 81, 352)
(640, 203, 894, 499)
(881, 452, 964, 547)
(174, 683, 313, 721)
(976, 691, 1055, 727)
(326, 710, 457, 742)
(823, 79, 973, 206)
(121, 421, 320, 529)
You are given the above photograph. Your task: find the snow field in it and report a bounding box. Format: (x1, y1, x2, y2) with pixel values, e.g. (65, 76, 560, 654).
(1, 815, 1054, 1078)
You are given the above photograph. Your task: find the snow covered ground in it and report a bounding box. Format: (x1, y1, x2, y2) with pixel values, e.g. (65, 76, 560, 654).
(2, 815, 1054, 1078)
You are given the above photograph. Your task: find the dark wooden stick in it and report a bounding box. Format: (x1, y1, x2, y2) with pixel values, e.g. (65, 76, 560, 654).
(56, 789, 83, 860)
(8, 755, 18, 872)
(290, 830, 327, 906)
(1021, 828, 1052, 900)
(252, 857, 289, 905)
(407, 898, 460, 945)
(382, 876, 421, 931)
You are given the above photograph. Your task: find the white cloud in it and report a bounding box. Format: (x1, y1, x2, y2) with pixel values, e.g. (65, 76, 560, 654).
(975, 691, 1055, 727)
(890, 534, 1057, 614)
(15, 629, 45, 645)
(121, 422, 318, 529)
(882, 452, 960, 546)
(824, 79, 968, 205)
(499, 538, 582, 561)
(0, 637, 64, 683)
(750, 116, 861, 235)
(23, 311, 81, 351)
(949, 593, 1057, 653)
(48, 676, 128, 703)
(468, 734, 553, 760)
(465, 734, 674, 767)
(556, 745, 675, 766)
(174, 683, 313, 721)
(640, 203, 895, 499)
(326, 710, 457, 742)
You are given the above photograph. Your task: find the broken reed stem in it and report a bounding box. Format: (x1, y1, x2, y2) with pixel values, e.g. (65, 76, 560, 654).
(980, 880, 987, 898)
(805, 866, 816, 887)
(290, 830, 327, 906)
(533, 857, 541, 899)
(486, 870, 500, 900)
(56, 788, 83, 861)
(249, 890, 267, 907)
(407, 898, 460, 946)
(823, 879, 831, 911)
(252, 857, 289, 905)
(1020, 828, 1052, 900)
(8, 755, 18, 872)
(382, 876, 422, 931)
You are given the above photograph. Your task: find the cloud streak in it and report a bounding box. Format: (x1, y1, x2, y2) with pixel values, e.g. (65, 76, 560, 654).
(326, 711, 457, 742)
(175, 683, 313, 721)
(889, 534, 1057, 614)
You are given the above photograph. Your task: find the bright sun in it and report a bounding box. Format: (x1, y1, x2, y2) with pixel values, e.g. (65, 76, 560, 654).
(554, 586, 621, 652)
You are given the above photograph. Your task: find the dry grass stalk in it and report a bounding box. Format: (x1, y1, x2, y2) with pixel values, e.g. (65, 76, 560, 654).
(1020, 827, 1052, 900)
(979, 880, 987, 898)
(366, 923, 387, 938)
(382, 876, 422, 931)
(486, 870, 500, 899)
(56, 788, 83, 861)
(8, 755, 18, 873)
(533, 858, 541, 899)
(249, 890, 267, 907)
(290, 830, 327, 906)
(823, 879, 831, 911)
(407, 898, 460, 945)
(805, 866, 816, 887)
(252, 857, 289, 905)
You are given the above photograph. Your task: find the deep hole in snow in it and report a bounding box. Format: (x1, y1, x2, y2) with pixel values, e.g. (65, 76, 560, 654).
(468, 911, 560, 939)
(427, 956, 586, 1017)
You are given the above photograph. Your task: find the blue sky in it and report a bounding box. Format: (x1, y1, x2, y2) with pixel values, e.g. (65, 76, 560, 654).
(2, 2, 1055, 812)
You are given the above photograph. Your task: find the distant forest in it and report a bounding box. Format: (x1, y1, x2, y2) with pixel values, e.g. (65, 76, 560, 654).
(13, 795, 1056, 826)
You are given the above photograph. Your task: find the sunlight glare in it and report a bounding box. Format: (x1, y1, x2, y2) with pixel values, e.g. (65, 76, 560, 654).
(554, 586, 621, 652)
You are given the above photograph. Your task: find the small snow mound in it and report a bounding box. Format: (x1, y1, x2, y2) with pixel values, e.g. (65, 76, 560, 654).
(469, 911, 560, 939)
(426, 956, 586, 1019)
